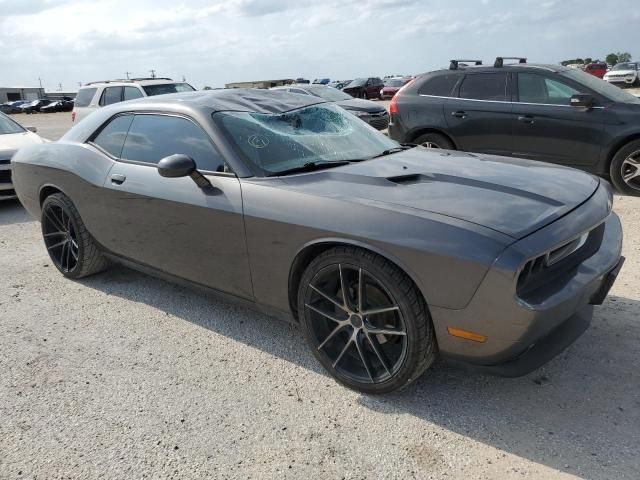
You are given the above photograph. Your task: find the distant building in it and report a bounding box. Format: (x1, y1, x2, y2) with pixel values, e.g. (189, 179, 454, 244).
(0, 87, 45, 103)
(225, 79, 294, 89)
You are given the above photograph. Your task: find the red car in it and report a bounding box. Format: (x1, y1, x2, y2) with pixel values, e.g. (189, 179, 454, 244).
(380, 78, 412, 99)
(584, 62, 608, 79)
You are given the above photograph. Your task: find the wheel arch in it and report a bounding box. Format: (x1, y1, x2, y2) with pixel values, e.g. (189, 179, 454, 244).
(39, 184, 67, 208)
(287, 238, 430, 322)
(407, 127, 458, 149)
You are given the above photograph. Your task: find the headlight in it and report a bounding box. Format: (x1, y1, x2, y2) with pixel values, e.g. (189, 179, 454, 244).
(352, 111, 368, 117)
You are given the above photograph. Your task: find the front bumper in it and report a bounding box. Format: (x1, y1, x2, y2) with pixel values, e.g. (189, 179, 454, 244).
(354, 111, 389, 130)
(604, 76, 637, 85)
(431, 184, 623, 375)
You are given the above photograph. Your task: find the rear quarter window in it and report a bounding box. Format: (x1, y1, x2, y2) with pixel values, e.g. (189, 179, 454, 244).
(74, 88, 97, 107)
(417, 73, 460, 97)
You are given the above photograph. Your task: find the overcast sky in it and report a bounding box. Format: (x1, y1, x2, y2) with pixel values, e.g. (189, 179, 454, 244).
(1, 0, 639, 91)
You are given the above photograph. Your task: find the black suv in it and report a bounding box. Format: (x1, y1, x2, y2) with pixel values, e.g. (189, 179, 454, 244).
(389, 57, 640, 195)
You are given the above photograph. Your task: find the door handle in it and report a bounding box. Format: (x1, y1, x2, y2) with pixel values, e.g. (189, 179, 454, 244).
(451, 111, 467, 119)
(518, 115, 535, 124)
(111, 174, 126, 185)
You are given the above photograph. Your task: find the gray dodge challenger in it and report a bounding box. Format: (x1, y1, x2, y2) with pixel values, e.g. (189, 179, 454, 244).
(12, 89, 624, 393)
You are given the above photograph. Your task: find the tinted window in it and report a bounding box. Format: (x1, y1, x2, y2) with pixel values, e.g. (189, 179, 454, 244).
(121, 115, 225, 172)
(75, 88, 97, 107)
(418, 73, 460, 97)
(518, 73, 581, 105)
(92, 115, 134, 157)
(141, 83, 195, 96)
(123, 86, 144, 101)
(459, 73, 508, 101)
(100, 87, 123, 106)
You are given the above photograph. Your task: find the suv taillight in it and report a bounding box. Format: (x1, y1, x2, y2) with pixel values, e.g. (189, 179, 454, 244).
(71, 111, 76, 122)
(389, 95, 399, 115)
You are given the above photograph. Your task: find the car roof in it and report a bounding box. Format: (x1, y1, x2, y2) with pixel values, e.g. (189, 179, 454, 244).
(426, 63, 569, 75)
(79, 78, 185, 88)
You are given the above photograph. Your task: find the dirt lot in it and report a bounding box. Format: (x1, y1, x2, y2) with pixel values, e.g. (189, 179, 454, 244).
(1, 111, 639, 479)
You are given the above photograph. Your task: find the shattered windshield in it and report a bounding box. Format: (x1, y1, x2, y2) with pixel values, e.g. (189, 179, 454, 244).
(213, 104, 397, 176)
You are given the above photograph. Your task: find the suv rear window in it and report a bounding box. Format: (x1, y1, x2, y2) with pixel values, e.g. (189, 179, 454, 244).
(417, 73, 460, 97)
(141, 83, 195, 96)
(74, 88, 97, 107)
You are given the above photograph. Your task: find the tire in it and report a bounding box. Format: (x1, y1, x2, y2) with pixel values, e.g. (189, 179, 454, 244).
(609, 139, 640, 196)
(298, 246, 436, 394)
(41, 193, 109, 278)
(633, 77, 640, 87)
(414, 132, 455, 150)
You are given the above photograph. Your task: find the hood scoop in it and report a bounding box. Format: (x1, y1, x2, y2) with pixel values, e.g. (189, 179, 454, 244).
(387, 173, 433, 185)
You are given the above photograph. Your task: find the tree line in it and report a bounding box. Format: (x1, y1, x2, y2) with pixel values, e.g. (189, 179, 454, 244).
(560, 52, 632, 66)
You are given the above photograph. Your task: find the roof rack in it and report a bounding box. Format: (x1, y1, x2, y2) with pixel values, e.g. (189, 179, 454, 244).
(494, 57, 527, 68)
(84, 77, 173, 86)
(449, 59, 483, 70)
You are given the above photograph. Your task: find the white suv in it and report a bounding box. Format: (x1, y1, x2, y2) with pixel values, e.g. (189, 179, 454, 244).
(72, 78, 195, 123)
(603, 62, 640, 88)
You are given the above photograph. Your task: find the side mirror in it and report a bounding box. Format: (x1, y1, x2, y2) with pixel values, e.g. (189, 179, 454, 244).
(570, 94, 594, 109)
(157, 154, 212, 189)
(158, 154, 196, 178)
(26, 126, 37, 133)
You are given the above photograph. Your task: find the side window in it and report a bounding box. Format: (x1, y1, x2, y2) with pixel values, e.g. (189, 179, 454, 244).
(121, 115, 226, 172)
(91, 115, 134, 157)
(518, 73, 581, 105)
(418, 73, 460, 97)
(459, 73, 508, 101)
(100, 87, 123, 106)
(74, 88, 97, 107)
(123, 86, 144, 101)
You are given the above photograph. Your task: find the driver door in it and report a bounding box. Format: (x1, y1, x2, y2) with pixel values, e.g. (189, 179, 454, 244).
(90, 112, 253, 299)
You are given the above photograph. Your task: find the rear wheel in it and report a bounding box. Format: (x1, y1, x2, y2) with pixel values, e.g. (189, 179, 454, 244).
(41, 193, 109, 278)
(610, 139, 640, 196)
(298, 246, 436, 394)
(414, 132, 454, 150)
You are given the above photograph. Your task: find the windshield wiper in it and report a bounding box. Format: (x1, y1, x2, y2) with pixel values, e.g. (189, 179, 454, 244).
(268, 160, 353, 177)
(370, 144, 416, 159)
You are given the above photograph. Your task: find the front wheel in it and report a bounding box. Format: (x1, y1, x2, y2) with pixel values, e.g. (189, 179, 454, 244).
(610, 139, 640, 196)
(41, 193, 110, 278)
(298, 246, 436, 394)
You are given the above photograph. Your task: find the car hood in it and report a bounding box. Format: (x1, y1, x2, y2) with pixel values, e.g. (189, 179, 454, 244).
(336, 98, 387, 113)
(0, 132, 45, 159)
(605, 70, 636, 75)
(279, 149, 600, 239)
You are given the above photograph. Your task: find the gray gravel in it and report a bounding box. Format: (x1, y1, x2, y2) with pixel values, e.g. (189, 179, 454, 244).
(1, 110, 639, 479)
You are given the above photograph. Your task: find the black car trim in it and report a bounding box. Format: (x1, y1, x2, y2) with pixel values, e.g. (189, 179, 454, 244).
(416, 93, 606, 109)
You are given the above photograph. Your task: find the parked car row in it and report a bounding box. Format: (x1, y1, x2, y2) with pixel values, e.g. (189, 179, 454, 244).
(0, 99, 74, 114)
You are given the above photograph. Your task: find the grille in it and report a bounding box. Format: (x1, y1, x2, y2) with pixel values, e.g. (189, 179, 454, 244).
(369, 116, 389, 130)
(0, 169, 11, 183)
(516, 223, 605, 303)
(0, 159, 10, 165)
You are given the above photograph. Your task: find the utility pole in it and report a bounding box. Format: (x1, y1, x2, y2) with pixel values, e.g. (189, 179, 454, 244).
(38, 77, 43, 89)
(58, 83, 63, 91)
(78, 82, 82, 88)
(125, 71, 132, 79)
(149, 69, 156, 79)
(182, 75, 186, 82)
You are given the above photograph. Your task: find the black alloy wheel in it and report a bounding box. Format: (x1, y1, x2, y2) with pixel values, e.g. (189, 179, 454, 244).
(42, 201, 80, 273)
(299, 247, 436, 394)
(41, 193, 109, 278)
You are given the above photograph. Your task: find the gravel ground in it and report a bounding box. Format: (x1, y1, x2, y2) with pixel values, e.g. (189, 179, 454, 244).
(1, 112, 639, 480)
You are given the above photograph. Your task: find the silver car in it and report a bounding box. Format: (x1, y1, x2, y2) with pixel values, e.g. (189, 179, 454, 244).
(11, 89, 624, 393)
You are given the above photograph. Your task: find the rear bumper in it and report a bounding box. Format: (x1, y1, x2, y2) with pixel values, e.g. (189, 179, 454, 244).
(430, 183, 623, 373)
